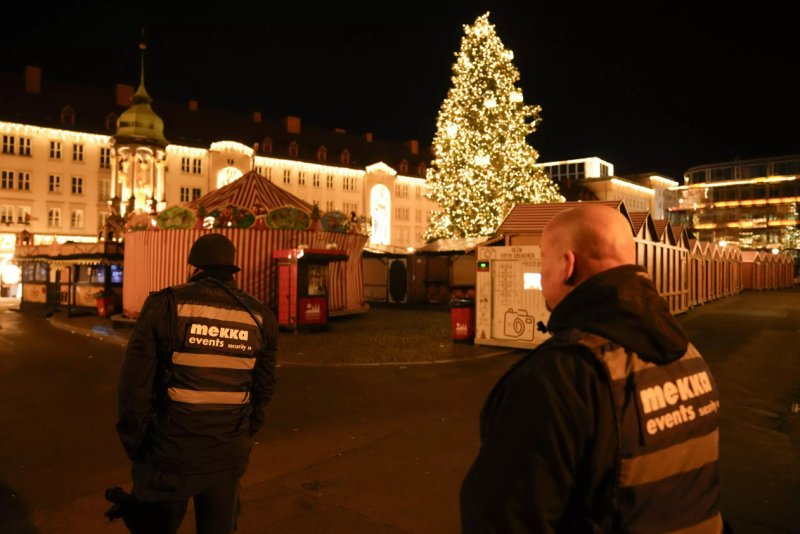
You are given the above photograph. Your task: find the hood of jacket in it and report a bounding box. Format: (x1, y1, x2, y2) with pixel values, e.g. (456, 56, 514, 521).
(547, 264, 688, 363)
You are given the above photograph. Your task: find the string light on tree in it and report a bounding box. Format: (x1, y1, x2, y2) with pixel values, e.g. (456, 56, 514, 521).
(425, 12, 562, 239)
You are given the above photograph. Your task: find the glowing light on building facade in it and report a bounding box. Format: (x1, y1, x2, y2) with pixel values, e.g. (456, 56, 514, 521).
(370, 185, 391, 245)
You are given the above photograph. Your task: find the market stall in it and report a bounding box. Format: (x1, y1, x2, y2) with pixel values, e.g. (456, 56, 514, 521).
(122, 171, 369, 318)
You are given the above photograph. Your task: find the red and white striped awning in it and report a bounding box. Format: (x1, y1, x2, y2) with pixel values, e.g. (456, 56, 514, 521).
(184, 171, 314, 213)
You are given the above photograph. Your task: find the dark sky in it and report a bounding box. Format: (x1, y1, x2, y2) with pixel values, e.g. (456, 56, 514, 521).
(3, 1, 798, 178)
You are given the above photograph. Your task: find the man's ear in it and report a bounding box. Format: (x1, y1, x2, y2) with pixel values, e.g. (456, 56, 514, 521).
(564, 250, 578, 286)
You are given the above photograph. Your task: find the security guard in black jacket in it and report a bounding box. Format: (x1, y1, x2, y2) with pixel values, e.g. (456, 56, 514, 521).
(116, 234, 278, 534)
(460, 205, 724, 534)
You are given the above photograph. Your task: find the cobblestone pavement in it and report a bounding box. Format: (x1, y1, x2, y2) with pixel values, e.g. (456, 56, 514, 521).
(48, 304, 513, 364)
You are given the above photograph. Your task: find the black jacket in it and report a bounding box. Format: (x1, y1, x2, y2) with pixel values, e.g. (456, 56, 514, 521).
(116, 270, 278, 474)
(460, 265, 689, 533)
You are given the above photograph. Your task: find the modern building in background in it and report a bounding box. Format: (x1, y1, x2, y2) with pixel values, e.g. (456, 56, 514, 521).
(668, 155, 800, 252)
(0, 65, 438, 255)
(536, 156, 680, 218)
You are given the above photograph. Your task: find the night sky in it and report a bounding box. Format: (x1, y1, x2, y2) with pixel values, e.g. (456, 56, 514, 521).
(3, 1, 798, 179)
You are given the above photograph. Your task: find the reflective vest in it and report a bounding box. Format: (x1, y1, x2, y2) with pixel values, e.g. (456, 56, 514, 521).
(577, 332, 723, 534)
(148, 279, 265, 474)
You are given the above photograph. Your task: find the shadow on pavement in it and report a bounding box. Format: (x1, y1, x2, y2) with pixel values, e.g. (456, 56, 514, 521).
(0, 481, 42, 534)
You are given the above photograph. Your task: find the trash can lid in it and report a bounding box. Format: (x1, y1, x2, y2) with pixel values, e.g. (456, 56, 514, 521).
(448, 298, 475, 309)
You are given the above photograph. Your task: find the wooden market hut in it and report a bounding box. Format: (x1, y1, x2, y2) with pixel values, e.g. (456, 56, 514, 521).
(741, 251, 764, 290)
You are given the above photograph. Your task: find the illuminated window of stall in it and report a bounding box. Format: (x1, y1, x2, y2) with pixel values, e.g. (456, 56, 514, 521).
(524, 272, 542, 290)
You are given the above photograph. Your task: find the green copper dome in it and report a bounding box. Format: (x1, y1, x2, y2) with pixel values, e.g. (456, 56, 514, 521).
(115, 59, 167, 145)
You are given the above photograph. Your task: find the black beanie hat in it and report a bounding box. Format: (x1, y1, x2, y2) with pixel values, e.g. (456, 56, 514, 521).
(188, 234, 240, 273)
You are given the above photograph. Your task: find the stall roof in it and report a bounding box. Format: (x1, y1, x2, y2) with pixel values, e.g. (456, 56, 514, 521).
(13, 242, 124, 265)
(184, 171, 313, 213)
(652, 220, 673, 243)
(415, 236, 490, 256)
(496, 200, 631, 236)
(272, 248, 348, 262)
(629, 212, 649, 235)
(363, 243, 413, 256)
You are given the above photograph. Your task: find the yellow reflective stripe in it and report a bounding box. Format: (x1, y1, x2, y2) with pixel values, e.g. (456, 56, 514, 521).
(172, 352, 256, 370)
(168, 387, 250, 404)
(177, 304, 260, 325)
(620, 429, 719, 487)
(663, 513, 723, 534)
(581, 335, 704, 381)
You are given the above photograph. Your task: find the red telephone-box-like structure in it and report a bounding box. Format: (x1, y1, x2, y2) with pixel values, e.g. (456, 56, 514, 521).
(273, 248, 349, 331)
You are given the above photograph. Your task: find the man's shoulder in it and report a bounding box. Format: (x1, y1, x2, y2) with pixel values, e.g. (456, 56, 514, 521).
(506, 335, 602, 383)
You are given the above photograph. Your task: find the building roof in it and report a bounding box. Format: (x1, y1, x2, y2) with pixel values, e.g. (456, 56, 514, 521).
(114, 62, 167, 146)
(0, 69, 431, 172)
(184, 171, 313, 213)
(415, 236, 490, 255)
(496, 200, 631, 236)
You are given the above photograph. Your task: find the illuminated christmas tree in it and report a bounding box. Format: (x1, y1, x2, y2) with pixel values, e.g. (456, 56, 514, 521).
(426, 13, 562, 239)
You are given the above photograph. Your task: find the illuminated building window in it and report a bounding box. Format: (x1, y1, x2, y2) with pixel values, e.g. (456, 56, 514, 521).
(283, 169, 291, 184)
(73, 144, 84, 162)
(326, 200, 334, 212)
(18, 137, 31, 156)
(289, 141, 298, 158)
(17, 206, 30, 224)
(399, 159, 408, 173)
(417, 162, 426, 177)
(0, 205, 13, 223)
(100, 148, 111, 169)
(341, 150, 350, 165)
(2, 135, 14, 154)
(49, 175, 61, 192)
(299, 172, 306, 186)
(217, 167, 242, 188)
(99, 179, 110, 201)
(327, 175, 333, 189)
(180, 187, 190, 203)
(370, 184, 391, 245)
(48, 208, 61, 227)
(72, 177, 83, 195)
(60, 106, 75, 126)
(105, 113, 117, 131)
(71, 209, 84, 228)
(192, 188, 201, 201)
(313, 173, 320, 187)
(16, 172, 30, 191)
(50, 141, 61, 159)
(317, 146, 327, 162)
(262, 137, 272, 154)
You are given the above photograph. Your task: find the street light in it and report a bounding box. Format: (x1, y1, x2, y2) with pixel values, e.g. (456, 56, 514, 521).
(719, 241, 727, 247)
(772, 248, 779, 255)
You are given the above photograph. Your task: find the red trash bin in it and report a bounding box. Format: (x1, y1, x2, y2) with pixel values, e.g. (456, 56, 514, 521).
(96, 295, 115, 317)
(449, 298, 475, 344)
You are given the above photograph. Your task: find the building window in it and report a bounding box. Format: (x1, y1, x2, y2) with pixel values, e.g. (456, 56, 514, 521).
(1, 171, 13, 189)
(312, 199, 320, 207)
(417, 162, 426, 177)
(60, 106, 75, 126)
(313, 173, 320, 187)
(262, 137, 272, 154)
(600, 164, 609, 177)
(17, 206, 30, 224)
(100, 148, 111, 168)
(341, 150, 350, 165)
(71, 209, 84, 228)
(50, 141, 61, 159)
(710, 168, 733, 182)
(72, 144, 84, 162)
(17, 172, 30, 191)
(415, 228, 423, 243)
(326, 175, 333, 189)
(394, 207, 409, 221)
(192, 158, 202, 174)
(415, 185, 422, 199)
(72, 177, 83, 194)
(49, 175, 61, 192)
(181, 157, 190, 173)
(326, 200, 334, 212)
(105, 113, 117, 131)
(18, 137, 31, 156)
(2, 135, 14, 154)
(99, 211, 110, 229)
(283, 169, 291, 184)
(298, 172, 306, 186)
(0, 205, 13, 224)
(180, 187, 190, 203)
(99, 179, 111, 200)
(416, 209, 422, 222)
(395, 183, 409, 198)
(289, 141, 298, 157)
(774, 160, 800, 176)
(192, 188, 201, 201)
(399, 159, 408, 173)
(344, 177, 353, 191)
(48, 208, 61, 226)
(317, 146, 327, 162)
(265, 167, 272, 181)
